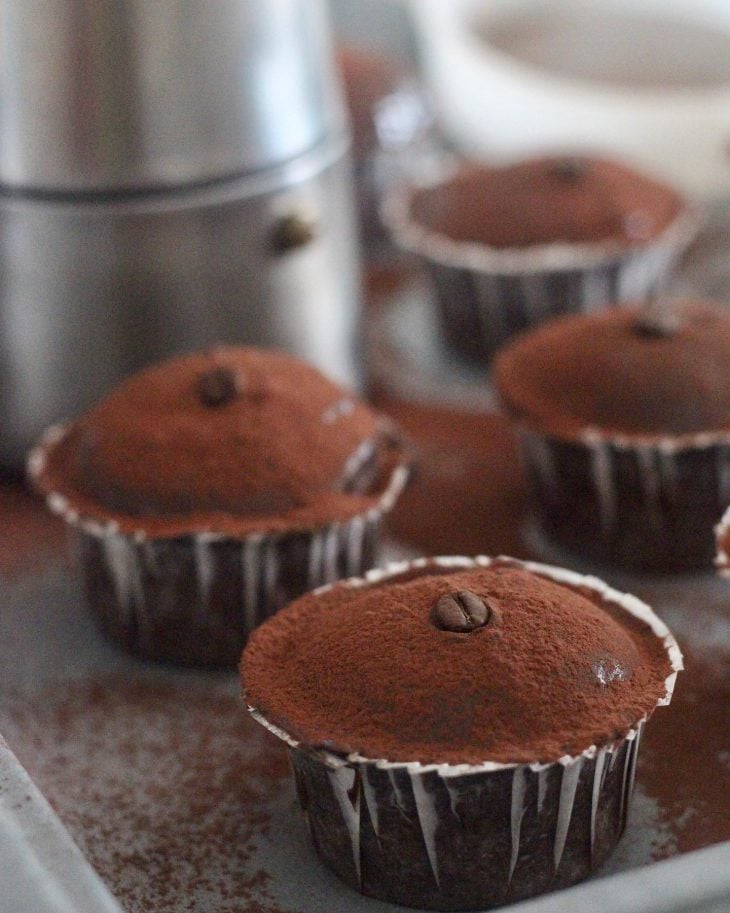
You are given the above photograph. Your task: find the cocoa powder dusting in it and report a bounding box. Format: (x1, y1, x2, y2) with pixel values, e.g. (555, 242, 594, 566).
(373, 396, 528, 558)
(243, 562, 672, 765)
(33, 346, 399, 538)
(409, 156, 681, 249)
(0, 675, 290, 913)
(493, 300, 730, 438)
(638, 645, 730, 855)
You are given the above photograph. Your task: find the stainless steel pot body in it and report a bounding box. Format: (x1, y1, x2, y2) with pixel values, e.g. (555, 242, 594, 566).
(0, 0, 362, 468)
(0, 139, 360, 467)
(0, 0, 345, 190)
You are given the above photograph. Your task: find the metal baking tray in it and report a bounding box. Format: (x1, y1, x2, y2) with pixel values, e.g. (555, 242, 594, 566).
(0, 518, 727, 913)
(1, 210, 729, 913)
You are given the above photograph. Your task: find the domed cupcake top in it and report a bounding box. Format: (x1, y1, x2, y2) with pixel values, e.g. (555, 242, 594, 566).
(493, 300, 730, 439)
(242, 558, 675, 766)
(408, 156, 683, 250)
(32, 347, 403, 536)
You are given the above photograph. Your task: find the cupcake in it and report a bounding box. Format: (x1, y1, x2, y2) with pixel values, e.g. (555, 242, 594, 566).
(494, 299, 730, 572)
(28, 347, 409, 666)
(383, 154, 700, 361)
(242, 555, 681, 911)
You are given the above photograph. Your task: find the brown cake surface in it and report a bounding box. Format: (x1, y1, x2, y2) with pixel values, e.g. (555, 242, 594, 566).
(34, 347, 399, 537)
(409, 155, 683, 249)
(493, 300, 730, 439)
(242, 560, 672, 766)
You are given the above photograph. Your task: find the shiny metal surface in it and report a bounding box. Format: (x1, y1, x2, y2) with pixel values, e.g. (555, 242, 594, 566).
(0, 139, 360, 467)
(0, 0, 346, 190)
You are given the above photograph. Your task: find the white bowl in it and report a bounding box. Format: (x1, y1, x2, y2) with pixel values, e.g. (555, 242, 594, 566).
(410, 0, 730, 200)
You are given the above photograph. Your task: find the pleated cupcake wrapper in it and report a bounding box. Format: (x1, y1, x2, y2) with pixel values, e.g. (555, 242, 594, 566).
(283, 728, 644, 910)
(713, 504, 730, 576)
(425, 240, 682, 362)
(247, 556, 681, 910)
(382, 180, 701, 361)
(28, 425, 410, 665)
(519, 424, 730, 572)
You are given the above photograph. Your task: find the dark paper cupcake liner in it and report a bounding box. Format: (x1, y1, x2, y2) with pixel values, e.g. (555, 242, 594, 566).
(426, 242, 681, 362)
(520, 427, 730, 573)
(286, 728, 641, 911)
(247, 556, 681, 911)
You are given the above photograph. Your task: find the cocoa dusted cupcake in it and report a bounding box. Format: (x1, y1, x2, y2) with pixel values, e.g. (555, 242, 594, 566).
(383, 154, 700, 361)
(28, 347, 409, 666)
(494, 299, 730, 572)
(242, 556, 681, 911)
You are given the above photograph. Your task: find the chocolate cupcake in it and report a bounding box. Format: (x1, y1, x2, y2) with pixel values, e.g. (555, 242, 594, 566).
(383, 155, 700, 361)
(242, 556, 681, 911)
(494, 299, 730, 572)
(28, 347, 409, 666)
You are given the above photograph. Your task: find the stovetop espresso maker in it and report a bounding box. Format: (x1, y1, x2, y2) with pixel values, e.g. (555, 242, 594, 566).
(0, 0, 359, 466)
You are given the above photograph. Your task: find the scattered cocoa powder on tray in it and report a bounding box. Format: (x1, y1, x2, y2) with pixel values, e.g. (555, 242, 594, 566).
(638, 645, 730, 855)
(0, 483, 66, 577)
(373, 396, 529, 558)
(0, 674, 291, 913)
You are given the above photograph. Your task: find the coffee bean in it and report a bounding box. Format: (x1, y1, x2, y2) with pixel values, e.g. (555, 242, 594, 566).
(196, 366, 239, 407)
(548, 157, 587, 182)
(270, 214, 317, 253)
(433, 590, 492, 633)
